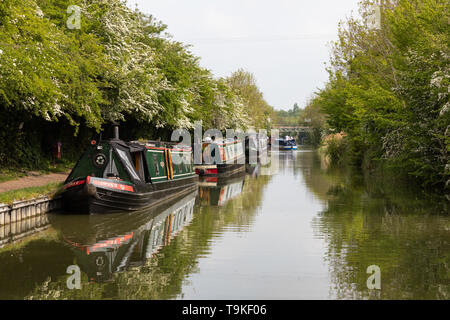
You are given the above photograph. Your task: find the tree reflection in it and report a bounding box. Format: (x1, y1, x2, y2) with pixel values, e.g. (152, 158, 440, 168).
(300, 151, 450, 299)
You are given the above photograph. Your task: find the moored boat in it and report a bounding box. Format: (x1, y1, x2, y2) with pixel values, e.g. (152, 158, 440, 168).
(274, 136, 298, 151)
(286, 136, 298, 150)
(274, 138, 292, 150)
(59, 129, 198, 214)
(194, 138, 245, 177)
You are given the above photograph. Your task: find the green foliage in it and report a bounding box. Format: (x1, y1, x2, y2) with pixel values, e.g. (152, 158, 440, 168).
(226, 69, 274, 130)
(0, 0, 269, 170)
(299, 96, 327, 146)
(0, 0, 107, 129)
(317, 0, 449, 191)
(324, 135, 349, 166)
(274, 102, 302, 127)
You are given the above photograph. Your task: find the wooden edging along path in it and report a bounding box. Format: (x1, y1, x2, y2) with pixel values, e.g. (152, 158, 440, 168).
(0, 196, 61, 242)
(0, 196, 62, 226)
(0, 196, 62, 248)
(0, 171, 68, 232)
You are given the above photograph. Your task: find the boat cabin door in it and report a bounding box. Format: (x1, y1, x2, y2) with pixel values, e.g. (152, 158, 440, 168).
(131, 151, 147, 182)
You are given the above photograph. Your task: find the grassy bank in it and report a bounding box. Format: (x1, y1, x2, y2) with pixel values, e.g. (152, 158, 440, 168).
(0, 182, 63, 205)
(0, 160, 73, 184)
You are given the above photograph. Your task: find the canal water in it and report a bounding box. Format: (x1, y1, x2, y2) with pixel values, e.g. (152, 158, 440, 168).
(0, 151, 448, 300)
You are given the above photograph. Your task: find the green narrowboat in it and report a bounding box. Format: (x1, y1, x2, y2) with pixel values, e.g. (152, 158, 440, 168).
(59, 132, 198, 214)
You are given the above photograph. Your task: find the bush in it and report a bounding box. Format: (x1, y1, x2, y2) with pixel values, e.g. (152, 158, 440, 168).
(321, 132, 349, 166)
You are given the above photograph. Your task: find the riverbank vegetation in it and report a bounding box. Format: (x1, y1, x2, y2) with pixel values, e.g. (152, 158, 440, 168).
(274, 103, 302, 127)
(0, 182, 62, 204)
(0, 0, 273, 173)
(307, 0, 449, 194)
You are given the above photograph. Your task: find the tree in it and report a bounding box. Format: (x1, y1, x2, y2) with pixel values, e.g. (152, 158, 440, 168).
(317, 0, 449, 190)
(226, 69, 274, 130)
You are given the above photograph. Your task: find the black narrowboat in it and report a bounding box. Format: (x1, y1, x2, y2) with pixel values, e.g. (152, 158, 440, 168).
(194, 138, 245, 177)
(59, 133, 198, 214)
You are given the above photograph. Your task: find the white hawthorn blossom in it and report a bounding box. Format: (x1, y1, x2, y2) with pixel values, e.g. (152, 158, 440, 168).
(83, 0, 165, 123)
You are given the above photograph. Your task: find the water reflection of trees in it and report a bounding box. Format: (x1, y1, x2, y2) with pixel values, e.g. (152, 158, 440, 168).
(299, 151, 449, 300)
(0, 230, 73, 300)
(23, 174, 271, 300)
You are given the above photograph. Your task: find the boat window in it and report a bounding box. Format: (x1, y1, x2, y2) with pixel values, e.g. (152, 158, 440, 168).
(153, 154, 160, 175)
(132, 151, 146, 181)
(115, 148, 141, 181)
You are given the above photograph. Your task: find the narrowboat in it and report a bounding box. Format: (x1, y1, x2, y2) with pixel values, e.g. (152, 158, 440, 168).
(51, 190, 197, 282)
(59, 129, 198, 214)
(274, 138, 291, 150)
(290, 139, 298, 151)
(194, 138, 245, 177)
(286, 136, 298, 150)
(274, 137, 298, 151)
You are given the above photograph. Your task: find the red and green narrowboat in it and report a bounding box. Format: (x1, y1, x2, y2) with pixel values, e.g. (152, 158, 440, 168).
(194, 138, 245, 177)
(59, 133, 198, 214)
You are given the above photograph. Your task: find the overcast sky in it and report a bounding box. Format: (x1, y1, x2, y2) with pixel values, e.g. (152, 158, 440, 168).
(127, 0, 361, 111)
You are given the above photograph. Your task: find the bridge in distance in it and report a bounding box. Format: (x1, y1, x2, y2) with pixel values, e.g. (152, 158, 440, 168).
(272, 126, 312, 133)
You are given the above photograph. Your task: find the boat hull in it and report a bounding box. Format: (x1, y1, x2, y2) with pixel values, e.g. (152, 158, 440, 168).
(61, 175, 198, 214)
(195, 163, 245, 177)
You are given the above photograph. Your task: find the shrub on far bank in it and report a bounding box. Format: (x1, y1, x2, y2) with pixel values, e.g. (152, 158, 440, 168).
(319, 132, 348, 167)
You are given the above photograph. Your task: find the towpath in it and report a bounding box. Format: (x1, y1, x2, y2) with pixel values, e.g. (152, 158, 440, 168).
(0, 172, 69, 193)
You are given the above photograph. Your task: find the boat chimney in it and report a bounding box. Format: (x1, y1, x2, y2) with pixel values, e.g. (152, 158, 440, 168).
(113, 125, 120, 139)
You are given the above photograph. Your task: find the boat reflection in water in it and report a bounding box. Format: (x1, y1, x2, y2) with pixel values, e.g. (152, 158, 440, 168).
(50, 190, 197, 283)
(198, 172, 246, 207)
